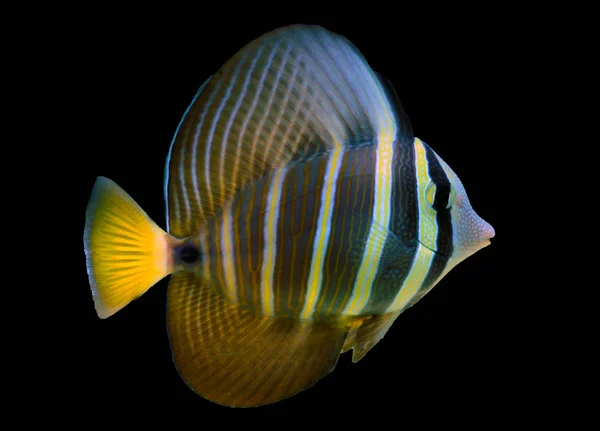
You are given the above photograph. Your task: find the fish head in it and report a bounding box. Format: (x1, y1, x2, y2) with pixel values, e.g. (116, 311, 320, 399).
(435, 148, 495, 270)
(416, 139, 495, 273)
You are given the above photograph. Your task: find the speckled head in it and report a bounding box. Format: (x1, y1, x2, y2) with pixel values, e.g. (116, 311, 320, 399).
(409, 137, 495, 291)
(430, 143, 495, 271)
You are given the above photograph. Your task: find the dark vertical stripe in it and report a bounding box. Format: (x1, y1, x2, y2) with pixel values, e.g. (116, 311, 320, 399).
(232, 191, 248, 309)
(361, 139, 420, 314)
(232, 173, 265, 310)
(254, 172, 268, 309)
(274, 166, 291, 314)
(188, 78, 225, 232)
(167, 84, 206, 237)
(391, 139, 419, 246)
(419, 144, 453, 297)
(315, 144, 376, 317)
(248, 173, 271, 310)
(205, 218, 227, 299)
(273, 154, 327, 317)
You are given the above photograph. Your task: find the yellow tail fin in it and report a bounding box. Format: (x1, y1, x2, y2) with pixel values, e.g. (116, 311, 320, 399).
(84, 176, 175, 319)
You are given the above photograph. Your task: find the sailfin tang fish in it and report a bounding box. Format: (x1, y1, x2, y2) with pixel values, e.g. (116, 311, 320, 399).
(84, 24, 495, 407)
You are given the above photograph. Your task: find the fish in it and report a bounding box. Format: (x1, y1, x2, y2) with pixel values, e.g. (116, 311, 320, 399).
(83, 24, 495, 407)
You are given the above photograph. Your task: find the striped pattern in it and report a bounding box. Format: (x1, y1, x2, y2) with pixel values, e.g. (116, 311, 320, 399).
(386, 138, 453, 314)
(163, 26, 463, 322)
(260, 165, 289, 316)
(386, 242, 435, 313)
(342, 134, 396, 316)
(359, 137, 419, 314)
(166, 271, 349, 407)
(163, 25, 403, 240)
(179, 138, 455, 320)
(410, 139, 454, 303)
(220, 202, 238, 302)
(163, 77, 209, 234)
(300, 146, 345, 319)
(194, 140, 428, 319)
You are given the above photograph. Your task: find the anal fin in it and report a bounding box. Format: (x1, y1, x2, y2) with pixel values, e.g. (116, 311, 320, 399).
(342, 328, 357, 353)
(350, 312, 400, 363)
(167, 273, 349, 407)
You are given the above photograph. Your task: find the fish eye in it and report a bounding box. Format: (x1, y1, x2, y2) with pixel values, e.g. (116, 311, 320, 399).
(177, 244, 201, 264)
(425, 180, 456, 211)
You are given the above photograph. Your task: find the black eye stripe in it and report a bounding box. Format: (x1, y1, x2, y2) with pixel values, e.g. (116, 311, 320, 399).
(421, 140, 454, 259)
(433, 179, 450, 210)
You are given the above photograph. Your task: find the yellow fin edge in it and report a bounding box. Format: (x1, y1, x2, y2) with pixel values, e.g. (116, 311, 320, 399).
(84, 176, 174, 319)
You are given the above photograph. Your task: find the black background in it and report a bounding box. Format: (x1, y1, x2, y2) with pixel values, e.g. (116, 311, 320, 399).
(66, 8, 533, 423)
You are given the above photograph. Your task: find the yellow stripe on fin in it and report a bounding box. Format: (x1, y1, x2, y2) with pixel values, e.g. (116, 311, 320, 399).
(167, 272, 350, 407)
(84, 177, 177, 319)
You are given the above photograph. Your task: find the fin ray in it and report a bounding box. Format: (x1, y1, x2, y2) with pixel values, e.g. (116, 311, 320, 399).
(84, 177, 176, 318)
(351, 312, 401, 362)
(374, 71, 413, 140)
(166, 25, 413, 237)
(167, 272, 349, 407)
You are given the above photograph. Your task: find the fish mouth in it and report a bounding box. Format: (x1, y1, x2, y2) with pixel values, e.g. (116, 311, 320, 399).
(417, 240, 448, 258)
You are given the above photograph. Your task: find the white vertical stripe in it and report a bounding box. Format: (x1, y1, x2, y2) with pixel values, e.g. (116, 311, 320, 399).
(186, 80, 223, 229)
(260, 166, 288, 315)
(385, 243, 435, 313)
(164, 78, 208, 233)
(203, 55, 248, 212)
(343, 135, 395, 316)
(220, 203, 238, 302)
(248, 42, 290, 177)
(264, 49, 299, 165)
(386, 138, 436, 313)
(300, 146, 344, 319)
(280, 67, 311, 153)
(218, 48, 263, 199)
(230, 41, 280, 187)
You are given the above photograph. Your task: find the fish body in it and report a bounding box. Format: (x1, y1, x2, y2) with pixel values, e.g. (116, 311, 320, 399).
(84, 25, 495, 407)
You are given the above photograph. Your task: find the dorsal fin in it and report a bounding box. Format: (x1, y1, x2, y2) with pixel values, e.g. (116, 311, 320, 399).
(374, 71, 413, 141)
(165, 24, 414, 238)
